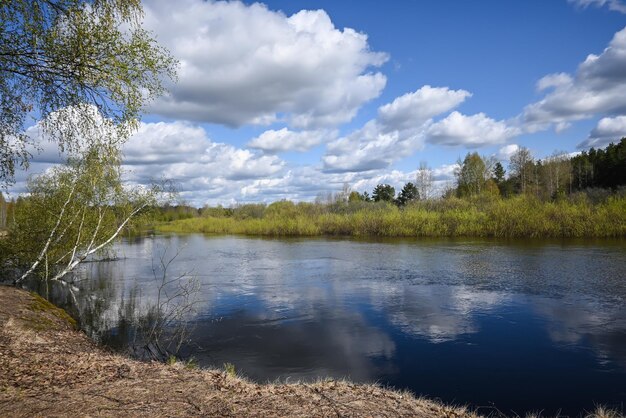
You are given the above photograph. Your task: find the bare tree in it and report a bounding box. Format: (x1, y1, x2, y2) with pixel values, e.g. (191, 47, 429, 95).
(338, 182, 352, 203)
(141, 245, 201, 360)
(415, 161, 434, 200)
(542, 151, 573, 198)
(509, 147, 534, 194)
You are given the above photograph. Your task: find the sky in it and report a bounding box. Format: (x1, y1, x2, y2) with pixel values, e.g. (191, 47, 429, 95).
(12, 0, 626, 206)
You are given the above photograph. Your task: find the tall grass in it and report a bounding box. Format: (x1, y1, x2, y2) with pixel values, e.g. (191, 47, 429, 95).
(156, 194, 626, 238)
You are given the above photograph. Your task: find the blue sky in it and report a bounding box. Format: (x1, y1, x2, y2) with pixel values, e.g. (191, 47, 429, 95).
(16, 0, 626, 206)
(254, 0, 626, 168)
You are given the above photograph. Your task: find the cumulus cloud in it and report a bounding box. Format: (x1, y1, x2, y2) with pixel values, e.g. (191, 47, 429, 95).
(536, 73, 573, 92)
(568, 0, 626, 13)
(122, 121, 284, 188)
(322, 86, 475, 173)
(142, 0, 387, 128)
(323, 120, 424, 173)
(11, 116, 446, 206)
(377, 86, 471, 131)
(8, 119, 289, 205)
(247, 128, 335, 153)
(425, 111, 520, 147)
(577, 115, 626, 148)
(524, 26, 626, 128)
(497, 144, 520, 160)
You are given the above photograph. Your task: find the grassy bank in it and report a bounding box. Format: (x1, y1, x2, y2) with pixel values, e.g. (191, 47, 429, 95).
(157, 195, 626, 238)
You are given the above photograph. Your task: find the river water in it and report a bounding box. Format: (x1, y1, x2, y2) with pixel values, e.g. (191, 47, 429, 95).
(61, 234, 626, 416)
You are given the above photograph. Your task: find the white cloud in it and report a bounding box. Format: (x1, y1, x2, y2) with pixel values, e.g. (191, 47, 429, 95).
(351, 169, 418, 194)
(323, 120, 424, 173)
(377, 85, 471, 131)
(524, 26, 626, 128)
(536, 73, 573, 92)
(578, 115, 626, 148)
(12, 116, 441, 206)
(497, 144, 520, 161)
(143, 0, 387, 128)
(322, 86, 474, 173)
(123, 121, 208, 165)
(247, 128, 334, 153)
(568, 0, 626, 13)
(348, 164, 453, 196)
(122, 121, 284, 187)
(426, 112, 520, 147)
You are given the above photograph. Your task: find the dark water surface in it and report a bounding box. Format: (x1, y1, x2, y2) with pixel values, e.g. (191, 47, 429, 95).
(68, 234, 626, 416)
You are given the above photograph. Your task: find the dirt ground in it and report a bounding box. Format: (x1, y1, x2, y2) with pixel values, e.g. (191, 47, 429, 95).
(0, 285, 622, 418)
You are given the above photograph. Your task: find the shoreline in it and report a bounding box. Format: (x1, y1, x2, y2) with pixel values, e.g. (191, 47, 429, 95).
(0, 285, 481, 417)
(0, 285, 623, 417)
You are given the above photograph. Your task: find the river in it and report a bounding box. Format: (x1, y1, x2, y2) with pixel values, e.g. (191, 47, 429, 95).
(56, 234, 626, 416)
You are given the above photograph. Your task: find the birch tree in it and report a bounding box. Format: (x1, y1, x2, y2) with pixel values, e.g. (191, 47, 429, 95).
(415, 161, 434, 200)
(0, 0, 176, 184)
(10, 143, 161, 287)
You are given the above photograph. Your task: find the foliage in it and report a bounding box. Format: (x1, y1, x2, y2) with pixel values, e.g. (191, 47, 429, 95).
(0, 0, 177, 184)
(0, 192, 14, 230)
(509, 146, 534, 194)
(224, 362, 237, 377)
(492, 162, 505, 184)
(455, 152, 488, 197)
(157, 194, 626, 238)
(372, 184, 395, 202)
(6, 143, 160, 285)
(571, 138, 626, 190)
(153, 139, 626, 239)
(396, 182, 419, 206)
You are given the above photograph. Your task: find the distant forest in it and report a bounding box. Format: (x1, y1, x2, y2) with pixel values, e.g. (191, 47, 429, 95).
(150, 139, 626, 238)
(146, 138, 626, 219)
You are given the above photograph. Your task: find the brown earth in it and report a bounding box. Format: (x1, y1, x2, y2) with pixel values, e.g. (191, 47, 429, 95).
(0, 285, 622, 418)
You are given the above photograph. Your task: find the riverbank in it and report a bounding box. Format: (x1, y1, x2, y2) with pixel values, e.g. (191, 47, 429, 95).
(0, 285, 481, 417)
(0, 286, 623, 417)
(156, 195, 626, 238)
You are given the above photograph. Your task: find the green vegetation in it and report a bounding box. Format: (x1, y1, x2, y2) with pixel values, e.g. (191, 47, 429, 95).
(223, 362, 237, 377)
(157, 194, 626, 238)
(0, 0, 175, 285)
(157, 139, 626, 238)
(0, 0, 176, 184)
(29, 291, 77, 329)
(1, 144, 159, 286)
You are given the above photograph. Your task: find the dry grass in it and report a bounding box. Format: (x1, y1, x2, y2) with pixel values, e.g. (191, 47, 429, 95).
(0, 285, 622, 418)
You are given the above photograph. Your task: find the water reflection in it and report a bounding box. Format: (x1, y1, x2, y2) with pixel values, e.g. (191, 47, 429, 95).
(47, 234, 626, 415)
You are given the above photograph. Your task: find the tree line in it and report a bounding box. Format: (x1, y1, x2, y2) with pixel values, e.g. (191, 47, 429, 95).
(348, 138, 626, 206)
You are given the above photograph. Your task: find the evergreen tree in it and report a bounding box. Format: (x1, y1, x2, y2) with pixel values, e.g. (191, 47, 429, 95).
(372, 184, 395, 202)
(493, 162, 506, 184)
(396, 182, 419, 206)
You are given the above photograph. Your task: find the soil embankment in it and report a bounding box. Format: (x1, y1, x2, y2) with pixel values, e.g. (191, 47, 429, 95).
(0, 285, 479, 417)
